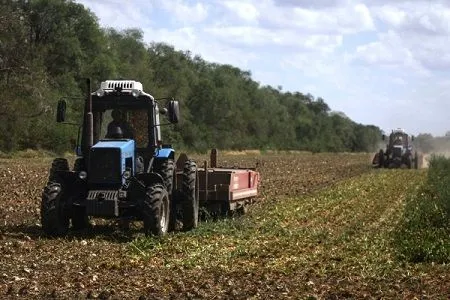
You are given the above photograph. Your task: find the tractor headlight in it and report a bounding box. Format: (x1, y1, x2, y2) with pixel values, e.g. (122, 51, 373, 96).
(131, 89, 141, 98)
(123, 170, 132, 180)
(78, 171, 87, 180)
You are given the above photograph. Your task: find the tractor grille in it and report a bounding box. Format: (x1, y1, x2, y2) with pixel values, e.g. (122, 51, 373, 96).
(393, 147, 403, 158)
(89, 148, 121, 184)
(87, 190, 119, 201)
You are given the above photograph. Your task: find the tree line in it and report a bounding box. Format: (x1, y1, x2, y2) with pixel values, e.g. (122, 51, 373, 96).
(0, 0, 382, 154)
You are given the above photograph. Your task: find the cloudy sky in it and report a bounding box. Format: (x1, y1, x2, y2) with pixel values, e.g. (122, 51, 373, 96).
(76, 0, 450, 136)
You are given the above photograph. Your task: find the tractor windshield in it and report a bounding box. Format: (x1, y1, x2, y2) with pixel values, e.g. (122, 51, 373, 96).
(391, 132, 408, 147)
(93, 109, 149, 148)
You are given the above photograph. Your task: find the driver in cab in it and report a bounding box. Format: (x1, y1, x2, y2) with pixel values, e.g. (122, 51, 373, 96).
(106, 109, 135, 139)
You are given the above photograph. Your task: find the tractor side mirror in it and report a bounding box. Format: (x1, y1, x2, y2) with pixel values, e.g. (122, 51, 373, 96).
(56, 99, 66, 123)
(167, 100, 180, 124)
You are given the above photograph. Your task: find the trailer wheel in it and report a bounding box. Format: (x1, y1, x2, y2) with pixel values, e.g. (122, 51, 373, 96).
(142, 183, 170, 236)
(182, 160, 199, 231)
(41, 182, 69, 236)
(48, 158, 69, 183)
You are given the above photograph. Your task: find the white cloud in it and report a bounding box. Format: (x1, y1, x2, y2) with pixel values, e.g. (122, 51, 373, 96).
(273, 0, 350, 9)
(373, 3, 450, 35)
(222, 1, 260, 23)
(142, 27, 259, 68)
(157, 0, 208, 24)
(204, 26, 343, 52)
(76, 0, 153, 29)
(259, 3, 375, 34)
(353, 1, 450, 74)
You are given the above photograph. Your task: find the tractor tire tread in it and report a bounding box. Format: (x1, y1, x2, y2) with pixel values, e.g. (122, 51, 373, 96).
(182, 160, 198, 231)
(157, 159, 175, 194)
(142, 183, 169, 236)
(48, 158, 69, 183)
(41, 182, 69, 236)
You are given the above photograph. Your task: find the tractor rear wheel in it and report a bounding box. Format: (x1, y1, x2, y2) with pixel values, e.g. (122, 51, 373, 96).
(182, 160, 199, 231)
(414, 152, 419, 169)
(155, 159, 176, 230)
(41, 182, 69, 236)
(406, 155, 413, 169)
(142, 183, 170, 236)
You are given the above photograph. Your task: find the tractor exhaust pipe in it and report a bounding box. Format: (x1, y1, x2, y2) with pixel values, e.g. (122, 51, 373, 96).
(86, 78, 93, 148)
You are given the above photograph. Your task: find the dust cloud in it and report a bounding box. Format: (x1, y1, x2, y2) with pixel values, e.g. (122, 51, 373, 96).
(416, 136, 450, 169)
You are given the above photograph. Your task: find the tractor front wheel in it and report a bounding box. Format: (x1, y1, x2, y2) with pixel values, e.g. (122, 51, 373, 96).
(41, 182, 69, 236)
(378, 150, 385, 168)
(48, 158, 69, 183)
(71, 206, 89, 231)
(182, 160, 199, 231)
(142, 183, 170, 236)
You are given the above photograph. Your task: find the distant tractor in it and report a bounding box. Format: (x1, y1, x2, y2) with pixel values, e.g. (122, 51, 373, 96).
(41, 79, 260, 237)
(372, 128, 420, 169)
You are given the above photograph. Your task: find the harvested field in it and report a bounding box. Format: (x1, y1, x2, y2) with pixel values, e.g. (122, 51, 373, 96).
(0, 152, 448, 299)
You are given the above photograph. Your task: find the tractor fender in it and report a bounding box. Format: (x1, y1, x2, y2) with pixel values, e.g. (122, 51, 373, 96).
(135, 172, 165, 187)
(155, 148, 175, 159)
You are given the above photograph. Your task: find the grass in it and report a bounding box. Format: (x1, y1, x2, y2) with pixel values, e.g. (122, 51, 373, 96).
(394, 154, 450, 263)
(127, 168, 449, 298)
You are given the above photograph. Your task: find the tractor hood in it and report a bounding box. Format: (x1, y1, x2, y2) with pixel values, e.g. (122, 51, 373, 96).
(93, 139, 135, 155)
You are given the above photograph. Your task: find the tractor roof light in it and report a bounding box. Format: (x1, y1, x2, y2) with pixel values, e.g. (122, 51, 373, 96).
(95, 89, 105, 97)
(131, 89, 141, 98)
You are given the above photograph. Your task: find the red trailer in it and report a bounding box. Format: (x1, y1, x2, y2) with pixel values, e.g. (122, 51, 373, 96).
(176, 149, 261, 216)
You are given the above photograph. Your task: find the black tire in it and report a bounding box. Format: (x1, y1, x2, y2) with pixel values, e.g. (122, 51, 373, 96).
(182, 160, 199, 231)
(41, 182, 69, 236)
(71, 206, 89, 231)
(73, 158, 85, 171)
(406, 155, 412, 169)
(155, 159, 175, 194)
(414, 152, 419, 169)
(155, 159, 176, 230)
(48, 158, 69, 183)
(378, 149, 385, 168)
(142, 183, 170, 236)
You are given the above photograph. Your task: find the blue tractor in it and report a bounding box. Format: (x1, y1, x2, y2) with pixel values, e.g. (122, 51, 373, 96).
(41, 79, 199, 236)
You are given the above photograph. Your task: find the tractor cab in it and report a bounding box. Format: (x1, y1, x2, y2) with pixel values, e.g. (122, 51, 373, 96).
(387, 129, 412, 158)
